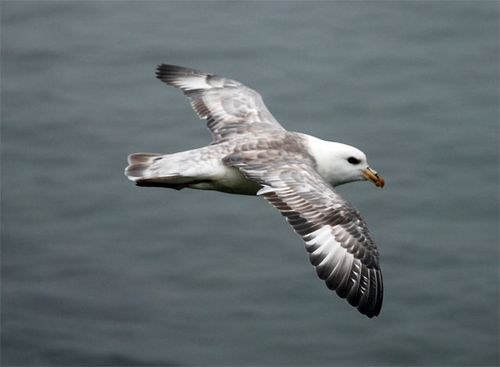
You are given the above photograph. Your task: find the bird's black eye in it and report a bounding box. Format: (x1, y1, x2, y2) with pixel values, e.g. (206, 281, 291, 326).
(347, 157, 361, 165)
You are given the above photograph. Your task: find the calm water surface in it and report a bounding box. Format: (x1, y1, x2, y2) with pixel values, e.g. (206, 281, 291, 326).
(1, 1, 498, 366)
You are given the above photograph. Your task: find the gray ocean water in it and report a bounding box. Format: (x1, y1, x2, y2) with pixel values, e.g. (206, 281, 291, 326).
(1, 1, 498, 366)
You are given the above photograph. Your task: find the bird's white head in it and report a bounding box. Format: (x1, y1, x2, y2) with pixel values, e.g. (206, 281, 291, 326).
(305, 136, 385, 188)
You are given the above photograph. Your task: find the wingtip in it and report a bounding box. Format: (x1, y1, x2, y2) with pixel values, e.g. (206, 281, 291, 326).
(155, 64, 179, 82)
(156, 63, 184, 72)
(363, 302, 382, 318)
(156, 64, 202, 76)
(155, 64, 211, 88)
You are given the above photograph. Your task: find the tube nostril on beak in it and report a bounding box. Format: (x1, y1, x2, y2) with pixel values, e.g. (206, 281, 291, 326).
(363, 167, 385, 188)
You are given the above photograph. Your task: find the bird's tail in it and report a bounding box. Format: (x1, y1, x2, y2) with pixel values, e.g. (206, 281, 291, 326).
(125, 152, 199, 189)
(125, 152, 161, 179)
(125, 145, 232, 190)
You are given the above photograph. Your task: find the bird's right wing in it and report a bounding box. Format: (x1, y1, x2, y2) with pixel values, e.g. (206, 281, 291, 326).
(156, 64, 285, 142)
(225, 154, 383, 318)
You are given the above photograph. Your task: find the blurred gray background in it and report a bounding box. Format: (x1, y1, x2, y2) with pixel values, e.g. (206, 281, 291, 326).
(1, 1, 498, 366)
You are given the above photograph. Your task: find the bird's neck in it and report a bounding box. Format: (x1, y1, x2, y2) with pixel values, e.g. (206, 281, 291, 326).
(299, 134, 342, 185)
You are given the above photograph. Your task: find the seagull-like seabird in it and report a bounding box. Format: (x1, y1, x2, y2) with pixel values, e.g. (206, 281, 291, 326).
(125, 64, 385, 318)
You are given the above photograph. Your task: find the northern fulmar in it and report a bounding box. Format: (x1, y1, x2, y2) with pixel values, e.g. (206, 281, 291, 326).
(125, 64, 385, 318)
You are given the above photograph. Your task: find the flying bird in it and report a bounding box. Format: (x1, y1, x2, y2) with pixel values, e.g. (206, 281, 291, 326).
(125, 64, 385, 318)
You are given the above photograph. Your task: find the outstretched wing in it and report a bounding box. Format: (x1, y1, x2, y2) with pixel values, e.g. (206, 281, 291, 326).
(156, 64, 285, 142)
(225, 154, 383, 318)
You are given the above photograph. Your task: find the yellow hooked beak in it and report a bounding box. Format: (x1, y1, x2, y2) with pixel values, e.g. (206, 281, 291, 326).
(363, 167, 385, 188)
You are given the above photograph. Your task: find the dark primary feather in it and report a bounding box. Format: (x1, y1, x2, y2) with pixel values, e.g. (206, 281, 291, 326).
(155, 64, 285, 142)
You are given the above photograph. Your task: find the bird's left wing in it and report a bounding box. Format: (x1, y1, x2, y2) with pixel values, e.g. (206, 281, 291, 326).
(156, 64, 285, 142)
(225, 154, 383, 318)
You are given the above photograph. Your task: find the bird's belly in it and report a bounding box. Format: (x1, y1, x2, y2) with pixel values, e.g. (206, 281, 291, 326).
(188, 166, 261, 195)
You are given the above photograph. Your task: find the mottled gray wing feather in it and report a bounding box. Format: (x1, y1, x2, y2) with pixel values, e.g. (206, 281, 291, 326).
(156, 64, 285, 142)
(225, 153, 383, 318)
